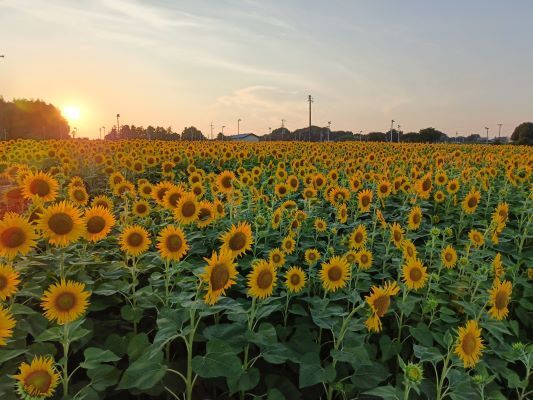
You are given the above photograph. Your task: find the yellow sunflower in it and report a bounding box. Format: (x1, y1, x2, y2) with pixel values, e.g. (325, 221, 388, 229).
(174, 192, 199, 225)
(364, 281, 400, 333)
(132, 199, 151, 217)
(83, 206, 115, 242)
(156, 225, 189, 261)
(285, 266, 306, 293)
(446, 179, 460, 195)
(13, 356, 60, 398)
(314, 218, 327, 232)
(0, 212, 38, 259)
(468, 229, 485, 248)
(402, 257, 428, 290)
(454, 320, 485, 368)
(441, 245, 457, 269)
(119, 225, 151, 256)
(219, 222, 254, 258)
(349, 224, 367, 249)
(21, 171, 59, 203)
(269, 248, 286, 268)
(320, 256, 351, 292)
(356, 248, 373, 270)
(492, 253, 504, 282)
(217, 171, 236, 194)
(248, 260, 277, 299)
(401, 239, 417, 260)
(407, 206, 422, 230)
(197, 201, 216, 228)
(304, 248, 320, 266)
(358, 189, 373, 212)
(91, 195, 113, 211)
(67, 185, 89, 206)
(41, 279, 90, 324)
(488, 280, 512, 320)
(390, 222, 404, 248)
(281, 236, 296, 255)
(462, 188, 480, 214)
(37, 201, 84, 247)
(377, 180, 392, 199)
(0, 306, 16, 346)
(200, 249, 238, 305)
(0, 264, 20, 300)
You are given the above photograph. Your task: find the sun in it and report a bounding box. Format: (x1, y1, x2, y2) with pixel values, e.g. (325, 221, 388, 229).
(63, 106, 81, 121)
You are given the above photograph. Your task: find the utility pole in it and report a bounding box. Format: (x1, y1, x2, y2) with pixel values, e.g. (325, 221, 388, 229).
(116, 114, 120, 136)
(221, 125, 225, 136)
(327, 121, 331, 142)
(308, 95, 313, 142)
(485, 127, 489, 144)
(359, 130, 363, 142)
(390, 119, 395, 142)
(99, 127, 102, 140)
(455, 131, 458, 143)
(397, 124, 401, 143)
(281, 119, 286, 141)
(210, 122, 214, 140)
(497, 123, 502, 139)
(237, 118, 241, 135)
(268, 127, 272, 141)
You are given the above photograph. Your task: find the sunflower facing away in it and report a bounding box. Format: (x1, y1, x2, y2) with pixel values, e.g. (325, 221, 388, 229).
(488, 280, 512, 320)
(365, 281, 400, 333)
(454, 320, 485, 368)
(119, 225, 151, 257)
(0, 306, 16, 346)
(37, 201, 84, 247)
(248, 260, 277, 299)
(41, 279, 90, 325)
(13, 356, 60, 399)
(441, 245, 458, 269)
(83, 206, 115, 242)
(402, 257, 428, 290)
(0, 212, 38, 259)
(200, 249, 238, 305)
(21, 170, 59, 203)
(0, 264, 20, 300)
(156, 225, 189, 261)
(320, 256, 351, 292)
(219, 221, 253, 258)
(285, 266, 306, 293)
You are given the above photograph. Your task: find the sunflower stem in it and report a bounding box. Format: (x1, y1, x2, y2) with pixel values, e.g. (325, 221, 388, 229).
(62, 322, 70, 399)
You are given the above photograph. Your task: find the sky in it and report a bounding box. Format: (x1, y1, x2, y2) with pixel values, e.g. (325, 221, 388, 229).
(1, 0, 532, 139)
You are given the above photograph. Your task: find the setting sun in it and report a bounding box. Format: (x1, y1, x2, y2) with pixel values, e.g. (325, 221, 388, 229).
(62, 106, 81, 121)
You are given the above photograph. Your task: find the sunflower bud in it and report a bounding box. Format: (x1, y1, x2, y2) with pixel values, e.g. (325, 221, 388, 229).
(405, 362, 423, 384)
(444, 227, 453, 237)
(430, 227, 441, 236)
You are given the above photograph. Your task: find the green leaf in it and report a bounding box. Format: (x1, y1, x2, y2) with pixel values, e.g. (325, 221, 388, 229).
(351, 361, 390, 390)
(0, 349, 26, 364)
(117, 350, 167, 391)
(192, 339, 242, 378)
(298, 352, 336, 389)
(81, 347, 120, 369)
(409, 323, 434, 347)
(127, 333, 150, 362)
(413, 345, 443, 363)
(379, 335, 401, 361)
(36, 327, 62, 342)
(87, 364, 121, 392)
(363, 385, 400, 400)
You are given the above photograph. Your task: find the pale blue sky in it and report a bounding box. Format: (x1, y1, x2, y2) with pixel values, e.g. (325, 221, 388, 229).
(1, 0, 532, 138)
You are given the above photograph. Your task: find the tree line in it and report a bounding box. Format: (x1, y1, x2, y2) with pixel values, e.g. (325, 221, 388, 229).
(1, 98, 531, 144)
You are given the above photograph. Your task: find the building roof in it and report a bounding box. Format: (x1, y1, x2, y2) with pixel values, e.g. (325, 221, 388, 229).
(228, 133, 260, 140)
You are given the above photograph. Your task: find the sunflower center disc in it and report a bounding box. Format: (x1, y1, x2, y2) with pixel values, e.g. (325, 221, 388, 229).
(229, 232, 246, 251)
(48, 213, 74, 235)
(328, 266, 342, 282)
(462, 333, 477, 355)
(29, 179, 51, 197)
(374, 295, 390, 317)
(495, 291, 508, 310)
(467, 197, 477, 208)
(87, 216, 106, 234)
(445, 252, 453, 262)
(55, 292, 76, 311)
(127, 233, 143, 247)
(1, 227, 26, 248)
(210, 264, 229, 291)
(290, 274, 300, 286)
(257, 270, 273, 290)
(25, 370, 52, 394)
(181, 202, 196, 217)
(166, 235, 182, 252)
(0, 275, 7, 290)
(409, 267, 422, 282)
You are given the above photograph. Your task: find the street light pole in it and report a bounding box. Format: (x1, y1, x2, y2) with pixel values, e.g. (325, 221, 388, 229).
(210, 122, 213, 140)
(102, 126, 105, 140)
(485, 127, 489, 144)
(497, 123, 502, 139)
(116, 114, 120, 136)
(359, 130, 363, 142)
(281, 119, 286, 141)
(268, 127, 272, 141)
(238, 118, 241, 135)
(308, 95, 313, 142)
(221, 125, 225, 136)
(397, 124, 401, 143)
(390, 119, 395, 142)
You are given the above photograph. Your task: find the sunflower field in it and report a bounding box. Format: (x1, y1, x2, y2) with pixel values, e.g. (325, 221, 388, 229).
(0, 139, 532, 400)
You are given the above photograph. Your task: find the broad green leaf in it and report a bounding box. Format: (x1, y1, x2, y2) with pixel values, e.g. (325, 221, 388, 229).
(192, 339, 242, 378)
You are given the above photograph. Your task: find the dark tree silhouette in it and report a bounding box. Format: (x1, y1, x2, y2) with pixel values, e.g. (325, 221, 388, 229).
(181, 126, 205, 141)
(511, 122, 533, 145)
(0, 97, 70, 140)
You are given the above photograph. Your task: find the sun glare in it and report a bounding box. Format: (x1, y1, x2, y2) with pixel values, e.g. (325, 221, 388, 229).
(63, 106, 81, 121)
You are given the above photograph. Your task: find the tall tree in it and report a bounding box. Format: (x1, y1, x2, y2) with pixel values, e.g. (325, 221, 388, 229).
(511, 122, 533, 145)
(181, 126, 205, 141)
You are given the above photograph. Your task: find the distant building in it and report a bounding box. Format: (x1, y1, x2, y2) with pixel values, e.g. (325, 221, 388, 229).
(227, 133, 260, 142)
